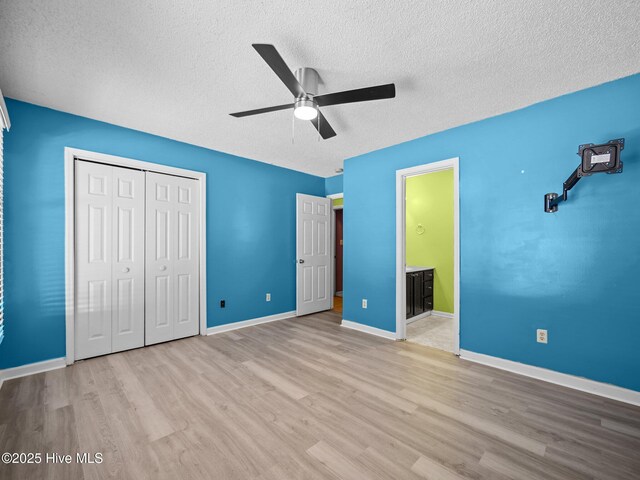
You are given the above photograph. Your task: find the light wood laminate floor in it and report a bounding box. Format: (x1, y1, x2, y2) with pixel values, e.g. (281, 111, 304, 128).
(1, 310, 639, 479)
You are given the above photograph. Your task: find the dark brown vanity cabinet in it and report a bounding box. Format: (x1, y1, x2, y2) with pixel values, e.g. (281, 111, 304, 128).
(406, 268, 434, 319)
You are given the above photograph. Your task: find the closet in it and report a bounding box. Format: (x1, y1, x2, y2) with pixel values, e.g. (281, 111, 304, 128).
(74, 160, 200, 360)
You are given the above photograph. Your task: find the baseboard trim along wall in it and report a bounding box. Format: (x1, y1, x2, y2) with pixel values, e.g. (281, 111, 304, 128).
(460, 349, 640, 407)
(207, 311, 296, 335)
(432, 310, 454, 319)
(406, 311, 431, 324)
(0, 357, 66, 390)
(341, 319, 397, 340)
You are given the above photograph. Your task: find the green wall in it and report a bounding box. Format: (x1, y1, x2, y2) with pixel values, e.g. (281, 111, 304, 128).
(332, 197, 343, 207)
(406, 170, 454, 313)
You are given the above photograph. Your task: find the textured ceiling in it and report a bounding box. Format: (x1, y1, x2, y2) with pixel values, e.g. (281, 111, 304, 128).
(1, 1, 639, 177)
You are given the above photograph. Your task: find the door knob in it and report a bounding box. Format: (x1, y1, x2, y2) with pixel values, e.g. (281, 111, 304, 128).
(299, 259, 305, 264)
(122, 267, 130, 273)
(160, 265, 167, 271)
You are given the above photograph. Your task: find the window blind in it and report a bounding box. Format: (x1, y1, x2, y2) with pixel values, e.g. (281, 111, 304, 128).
(0, 91, 7, 347)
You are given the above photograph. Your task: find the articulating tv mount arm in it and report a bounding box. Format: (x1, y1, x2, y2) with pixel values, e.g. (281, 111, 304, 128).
(544, 138, 624, 213)
(544, 168, 580, 213)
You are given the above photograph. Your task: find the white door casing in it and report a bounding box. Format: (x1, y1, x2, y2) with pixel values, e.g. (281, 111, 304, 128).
(145, 172, 200, 345)
(75, 161, 145, 360)
(296, 193, 331, 316)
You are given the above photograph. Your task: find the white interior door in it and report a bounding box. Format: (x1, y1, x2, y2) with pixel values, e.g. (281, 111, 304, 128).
(75, 161, 145, 360)
(145, 172, 200, 345)
(111, 166, 145, 352)
(296, 193, 331, 316)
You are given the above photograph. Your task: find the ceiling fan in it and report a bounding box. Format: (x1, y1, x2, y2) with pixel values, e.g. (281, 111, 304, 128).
(230, 44, 396, 139)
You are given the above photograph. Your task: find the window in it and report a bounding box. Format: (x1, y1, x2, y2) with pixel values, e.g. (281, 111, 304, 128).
(0, 123, 4, 345)
(0, 92, 9, 346)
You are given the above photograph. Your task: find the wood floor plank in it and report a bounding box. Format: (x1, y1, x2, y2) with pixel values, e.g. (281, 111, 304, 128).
(411, 455, 468, 480)
(243, 359, 310, 400)
(1, 313, 639, 480)
(400, 388, 547, 456)
(306, 440, 370, 480)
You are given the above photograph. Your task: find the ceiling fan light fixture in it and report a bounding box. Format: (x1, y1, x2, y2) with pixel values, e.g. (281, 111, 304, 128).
(293, 98, 318, 120)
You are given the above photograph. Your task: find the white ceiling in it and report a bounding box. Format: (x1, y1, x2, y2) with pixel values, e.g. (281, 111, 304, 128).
(1, 1, 639, 177)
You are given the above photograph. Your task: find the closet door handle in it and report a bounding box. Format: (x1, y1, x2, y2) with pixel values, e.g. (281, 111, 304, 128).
(159, 265, 167, 271)
(122, 267, 130, 273)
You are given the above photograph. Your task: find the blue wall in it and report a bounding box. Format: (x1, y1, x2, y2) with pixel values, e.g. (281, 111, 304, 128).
(325, 174, 343, 195)
(0, 99, 324, 369)
(344, 73, 640, 391)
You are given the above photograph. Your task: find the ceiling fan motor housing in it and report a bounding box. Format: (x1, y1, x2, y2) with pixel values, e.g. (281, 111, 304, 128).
(294, 67, 319, 97)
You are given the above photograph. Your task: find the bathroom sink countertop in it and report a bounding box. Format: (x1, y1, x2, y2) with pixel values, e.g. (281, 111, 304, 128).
(406, 266, 435, 273)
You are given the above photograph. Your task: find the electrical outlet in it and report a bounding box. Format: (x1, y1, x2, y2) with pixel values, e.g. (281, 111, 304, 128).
(362, 299, 368, 309)
(220, 300, 225, 308)
(266, 293, 271, 302)
(537, 329, 548, 344)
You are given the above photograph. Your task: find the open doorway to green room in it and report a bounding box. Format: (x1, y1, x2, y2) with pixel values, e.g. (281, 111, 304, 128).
(329, 193, 343, 314)
(396, 158, 460, 354)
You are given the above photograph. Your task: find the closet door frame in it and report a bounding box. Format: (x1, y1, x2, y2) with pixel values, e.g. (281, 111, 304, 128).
(64, 147, 207, 365)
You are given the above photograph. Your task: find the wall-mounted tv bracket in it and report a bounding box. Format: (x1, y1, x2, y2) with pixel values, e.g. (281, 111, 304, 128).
(544, 138, 624, 213)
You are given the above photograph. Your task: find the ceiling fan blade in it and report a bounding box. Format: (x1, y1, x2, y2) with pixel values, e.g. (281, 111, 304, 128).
(314, 83, 396, 107)
(252, 44, 305, 98)
(310, 110, 337, 139)
(230, 103, 294, 118)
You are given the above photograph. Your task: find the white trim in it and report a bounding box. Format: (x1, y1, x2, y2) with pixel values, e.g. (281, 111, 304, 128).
(0, 358, 66, 389)
(207, 311, 295, 335)
(0, 87, 10, 130)
(330, 200, 335, 303)
(341, 319, 396, 340)
(328, 192, 344, 301)
(396, 157, 460, 353)
(432, 310, 455, 319)
(64, 148, 208, 365)
(460, 349, 640, 407)
(406, 310, 432, 324)
(65, 150, 75, 365)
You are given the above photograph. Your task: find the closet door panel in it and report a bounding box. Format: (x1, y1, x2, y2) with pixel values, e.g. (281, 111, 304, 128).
(173, 177, 199, 339)
(111, 168, 145, 353)
(145, 172, 200, 344)
(145, 172, 175, 345)
(75, 161, 113, 360)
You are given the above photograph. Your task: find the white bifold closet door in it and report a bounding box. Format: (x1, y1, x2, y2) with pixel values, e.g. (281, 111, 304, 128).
(145, 172, 200, 345)
(75, 161, 145, 360)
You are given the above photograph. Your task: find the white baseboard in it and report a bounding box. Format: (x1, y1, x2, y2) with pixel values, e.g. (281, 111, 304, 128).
(0, 357, 66, 390)
(432, 310, 454, 319)
(460, 349, 640, 407)
(341, 319, 396, 340)
(207, 311, 296, 335)
(406, 311, 432, 324)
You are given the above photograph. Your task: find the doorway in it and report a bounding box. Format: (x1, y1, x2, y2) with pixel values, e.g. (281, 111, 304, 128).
(328, 193, 344, 314)
(333, 207, 343, 313)
(395, 158, 460, 354)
